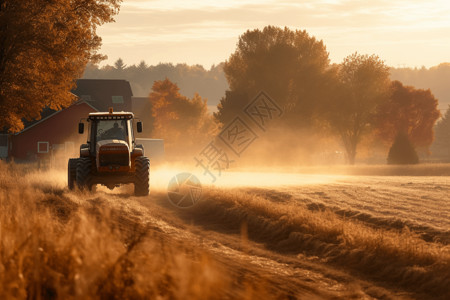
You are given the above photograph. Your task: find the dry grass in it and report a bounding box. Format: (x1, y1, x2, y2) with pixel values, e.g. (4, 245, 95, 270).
(2, 161, 449, 299)
(0, 162, 244, 300)
(188, 187, 450, 298)
(234, 163, 450, 176)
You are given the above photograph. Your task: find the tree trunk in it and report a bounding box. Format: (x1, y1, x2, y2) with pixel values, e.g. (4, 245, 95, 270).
(341, 133, 358, 165)
(347, 151, 356, 165)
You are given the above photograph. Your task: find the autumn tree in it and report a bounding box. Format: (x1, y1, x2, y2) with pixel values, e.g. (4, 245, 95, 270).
(150, 79, 218, 156)
(0, 0, 121, 132)
(214, 90, 248, 125)
(327, 53, 390, 164)
(217, 26, 332, 126)
(375, 81, 440, 150)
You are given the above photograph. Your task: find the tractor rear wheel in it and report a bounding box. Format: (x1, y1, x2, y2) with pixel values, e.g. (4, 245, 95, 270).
(76, 157, 94, 190)
(68, 158, 78, 190)
(134, 156, 150, 196)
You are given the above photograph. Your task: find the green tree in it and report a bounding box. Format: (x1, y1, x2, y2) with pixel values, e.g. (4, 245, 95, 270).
(375, 81, 440, 150)
(328, 53, 390, 164)
(0, 0, 121, 132)
(218, 26, 332, 125)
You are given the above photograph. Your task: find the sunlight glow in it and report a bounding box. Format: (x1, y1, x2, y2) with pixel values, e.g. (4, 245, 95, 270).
(98, 0, 450, 68)
(123, 0, 275, 11)
(212, 171, 342, 188)
(150, 165, 343, 190)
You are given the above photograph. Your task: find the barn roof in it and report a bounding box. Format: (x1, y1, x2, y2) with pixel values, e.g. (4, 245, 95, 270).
(2, 79, 133, 134)
(72, 79, 133, 112)
(15, 100, 98, 135)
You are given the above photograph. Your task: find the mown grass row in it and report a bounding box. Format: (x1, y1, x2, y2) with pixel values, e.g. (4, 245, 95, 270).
(188, 188, 450, 299)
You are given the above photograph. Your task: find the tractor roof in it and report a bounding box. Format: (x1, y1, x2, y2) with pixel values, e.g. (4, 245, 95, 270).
(88, 111, 134, 120)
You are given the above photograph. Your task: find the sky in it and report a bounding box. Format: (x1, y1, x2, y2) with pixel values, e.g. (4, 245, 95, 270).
(97, 0, 450, 69)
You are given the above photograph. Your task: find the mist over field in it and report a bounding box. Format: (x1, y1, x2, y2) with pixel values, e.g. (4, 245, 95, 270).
(2, 1, 450, 299)
(1, 162, 449, 299)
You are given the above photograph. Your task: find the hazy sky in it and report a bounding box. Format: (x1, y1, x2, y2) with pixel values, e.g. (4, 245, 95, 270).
(97, 0, 450, 68)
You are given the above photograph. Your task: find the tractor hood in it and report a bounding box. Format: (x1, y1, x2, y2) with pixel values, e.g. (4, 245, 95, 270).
(96, 140, 131, 172)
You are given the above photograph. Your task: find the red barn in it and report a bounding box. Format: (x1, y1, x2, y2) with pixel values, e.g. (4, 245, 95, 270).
(3, 79, 134, 163)
(9, 101, 97, 161)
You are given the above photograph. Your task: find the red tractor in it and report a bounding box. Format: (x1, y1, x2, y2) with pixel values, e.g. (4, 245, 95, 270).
(68, 109, 150, 196)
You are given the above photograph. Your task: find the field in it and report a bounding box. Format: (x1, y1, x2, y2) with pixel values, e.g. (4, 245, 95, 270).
(0, 162, 449, 299)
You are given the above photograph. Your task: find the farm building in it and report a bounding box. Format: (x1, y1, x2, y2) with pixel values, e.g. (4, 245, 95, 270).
(2, 79, 135, 162)
(9, 101, 97, 162)
(73, 79, 133, 112)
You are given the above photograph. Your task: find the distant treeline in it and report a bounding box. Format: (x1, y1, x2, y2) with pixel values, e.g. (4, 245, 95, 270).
(82, 61, 228, 108)
(390, 63, 450, 110)
(83, 60, 450, 112)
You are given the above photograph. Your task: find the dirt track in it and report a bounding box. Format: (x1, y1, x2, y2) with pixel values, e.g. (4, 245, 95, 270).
(2, 167, 449, 299)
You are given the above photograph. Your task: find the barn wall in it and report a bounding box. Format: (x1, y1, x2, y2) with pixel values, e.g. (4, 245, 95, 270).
(11, 102, 96, 161)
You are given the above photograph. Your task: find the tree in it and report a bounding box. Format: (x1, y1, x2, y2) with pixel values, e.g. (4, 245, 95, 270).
(390, 63, 450, 111)
(83, 62, 228, 108)
(375, 81, 440, 149)
(0, 0, 121, 132)
(114, 58, 127, 70)
(431, 105, 450, 159)
(217, 26, 332, 125)
(150, 79, 218, 156)
(137, 60, 148, 70)
(328, 53, 390, 164)
(387, 132, 419, 164)
(214, 90, 248, 124)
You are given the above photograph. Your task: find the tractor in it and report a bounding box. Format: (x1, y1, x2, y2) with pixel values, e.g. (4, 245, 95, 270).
(68, 109, 150, 196)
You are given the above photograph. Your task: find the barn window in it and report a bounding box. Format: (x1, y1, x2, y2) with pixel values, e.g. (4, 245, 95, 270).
(37, 141, 49, 153)
(112, 96, 124, 104)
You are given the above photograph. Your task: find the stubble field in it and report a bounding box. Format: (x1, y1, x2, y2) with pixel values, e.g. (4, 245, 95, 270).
(0, 162, 449, 299)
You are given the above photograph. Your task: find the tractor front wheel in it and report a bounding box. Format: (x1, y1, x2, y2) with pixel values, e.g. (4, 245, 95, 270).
(68, 158, 78, 190)
(134, 156, 150, 196)
(76, 157, 94, 190)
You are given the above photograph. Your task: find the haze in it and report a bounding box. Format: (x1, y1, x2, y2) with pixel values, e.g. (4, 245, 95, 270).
(98, 0, 450, 68)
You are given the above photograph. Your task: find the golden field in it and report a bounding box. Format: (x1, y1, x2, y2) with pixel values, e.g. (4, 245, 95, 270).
(0, 162, 449, 299)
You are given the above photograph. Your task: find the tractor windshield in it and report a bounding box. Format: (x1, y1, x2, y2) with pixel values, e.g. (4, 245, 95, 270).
(96, 120, 127, 141)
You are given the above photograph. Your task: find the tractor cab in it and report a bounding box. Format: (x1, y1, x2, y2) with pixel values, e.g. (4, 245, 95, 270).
(79, 110, 141, 154)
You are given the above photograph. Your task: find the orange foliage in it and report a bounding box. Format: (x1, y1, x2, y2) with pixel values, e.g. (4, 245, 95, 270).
(219, 26, 331, 126)
(0, 0, 121, 132)
(150, 79, 218, 156)
(375, 81, 441, 148)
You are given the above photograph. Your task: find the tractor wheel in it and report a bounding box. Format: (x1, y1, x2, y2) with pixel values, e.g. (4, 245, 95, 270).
(68, 158, 78, 190)
(76, 157, 94, 190)
(134, 156, 150, 196)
